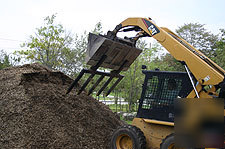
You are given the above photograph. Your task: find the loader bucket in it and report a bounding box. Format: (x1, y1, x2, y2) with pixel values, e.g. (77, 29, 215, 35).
(86, 33, 142, 71)
(67, 32, 142, 96)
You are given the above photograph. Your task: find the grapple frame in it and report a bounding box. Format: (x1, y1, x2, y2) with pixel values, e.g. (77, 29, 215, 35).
(67, 32, 142, 96)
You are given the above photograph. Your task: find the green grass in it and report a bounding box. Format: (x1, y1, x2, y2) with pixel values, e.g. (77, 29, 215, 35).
(108, 104, 138, 113)
(125, 120, 133, 125)
(108, 104, 129, 112)
(120, 115, 133, 125)
(91, 94, 113, 100)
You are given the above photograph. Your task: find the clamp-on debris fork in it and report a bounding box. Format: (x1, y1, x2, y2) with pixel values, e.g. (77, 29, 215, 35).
(67, 32, 142, 96)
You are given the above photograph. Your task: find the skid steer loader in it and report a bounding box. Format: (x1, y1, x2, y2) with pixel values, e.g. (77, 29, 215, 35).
(67, 17, 225, 148)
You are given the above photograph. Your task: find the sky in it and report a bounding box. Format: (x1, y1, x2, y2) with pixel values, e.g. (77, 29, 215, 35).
(0, 0, 224, 53)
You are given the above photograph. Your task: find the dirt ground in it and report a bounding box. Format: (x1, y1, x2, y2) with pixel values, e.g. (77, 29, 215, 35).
(0, 63, 123, 149)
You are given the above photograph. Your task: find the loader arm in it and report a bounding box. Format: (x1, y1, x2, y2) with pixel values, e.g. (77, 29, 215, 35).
(111, 17, 225, 98)
(67, 17, 224, 98)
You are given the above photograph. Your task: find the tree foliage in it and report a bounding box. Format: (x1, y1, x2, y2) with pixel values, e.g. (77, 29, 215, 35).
(152, 22, 220, 72)
(118, 40, 155, 111)
(0, 50, 11, 69)
(18, 14, 86, 74)
(152, 53, 184, 71)
(65, 32, 87, 74)
(91, 22, 103, 34)
(213, 29, 225, 69)
(176, 23, 218, 57)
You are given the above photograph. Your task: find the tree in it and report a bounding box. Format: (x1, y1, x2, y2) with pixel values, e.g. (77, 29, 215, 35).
(64, 32, 87, 74)
(119, 40, 154, 112)
(0, 50, 11, 69)
(176, 23, 218, 57)
(213, 29, 225, 69)
(151, 53, 184, 71)
(66, 22, 104, 75)
(18, 14, 86, 75)
(152, 23, 220, 72)
(92, 22, 103, 34)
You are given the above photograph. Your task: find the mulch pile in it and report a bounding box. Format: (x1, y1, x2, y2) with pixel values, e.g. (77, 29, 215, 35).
(0, 63, 123, 149)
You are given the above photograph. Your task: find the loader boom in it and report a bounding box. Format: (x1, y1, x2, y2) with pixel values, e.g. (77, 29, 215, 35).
(110, 17, 225, 98)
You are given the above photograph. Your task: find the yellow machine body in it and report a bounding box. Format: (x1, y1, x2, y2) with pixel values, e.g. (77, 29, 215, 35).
(132, 118, 174, 149)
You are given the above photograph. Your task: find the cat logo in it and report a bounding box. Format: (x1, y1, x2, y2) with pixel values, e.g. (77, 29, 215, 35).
(148, 25, 158, 36)
(142, 18, 160, 36)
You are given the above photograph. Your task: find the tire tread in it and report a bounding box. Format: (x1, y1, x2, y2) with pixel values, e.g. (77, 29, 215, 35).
(110, 125, 146, 149)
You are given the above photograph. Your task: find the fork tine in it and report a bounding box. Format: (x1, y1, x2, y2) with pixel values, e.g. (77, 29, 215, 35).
(88, 75, 105, 95)
(106, 76, 124, 96)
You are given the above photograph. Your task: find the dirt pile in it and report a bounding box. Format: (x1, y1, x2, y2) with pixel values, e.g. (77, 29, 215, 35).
(0, 63, 123, 149)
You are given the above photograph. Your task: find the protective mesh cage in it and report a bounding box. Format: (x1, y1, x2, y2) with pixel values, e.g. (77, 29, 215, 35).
(137, 70, 193, 122)
(142, 75, 183, 109)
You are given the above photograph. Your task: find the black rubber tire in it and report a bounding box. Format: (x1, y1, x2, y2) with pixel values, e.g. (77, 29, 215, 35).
(160, 133, 174, 149)
(110, 125, 146, 149)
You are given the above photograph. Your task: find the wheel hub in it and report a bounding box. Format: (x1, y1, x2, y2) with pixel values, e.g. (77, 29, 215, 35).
(116, 134, 133, 149)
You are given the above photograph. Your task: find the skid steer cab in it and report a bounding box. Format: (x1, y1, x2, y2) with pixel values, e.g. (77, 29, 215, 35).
(110, 69, 193, 149)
